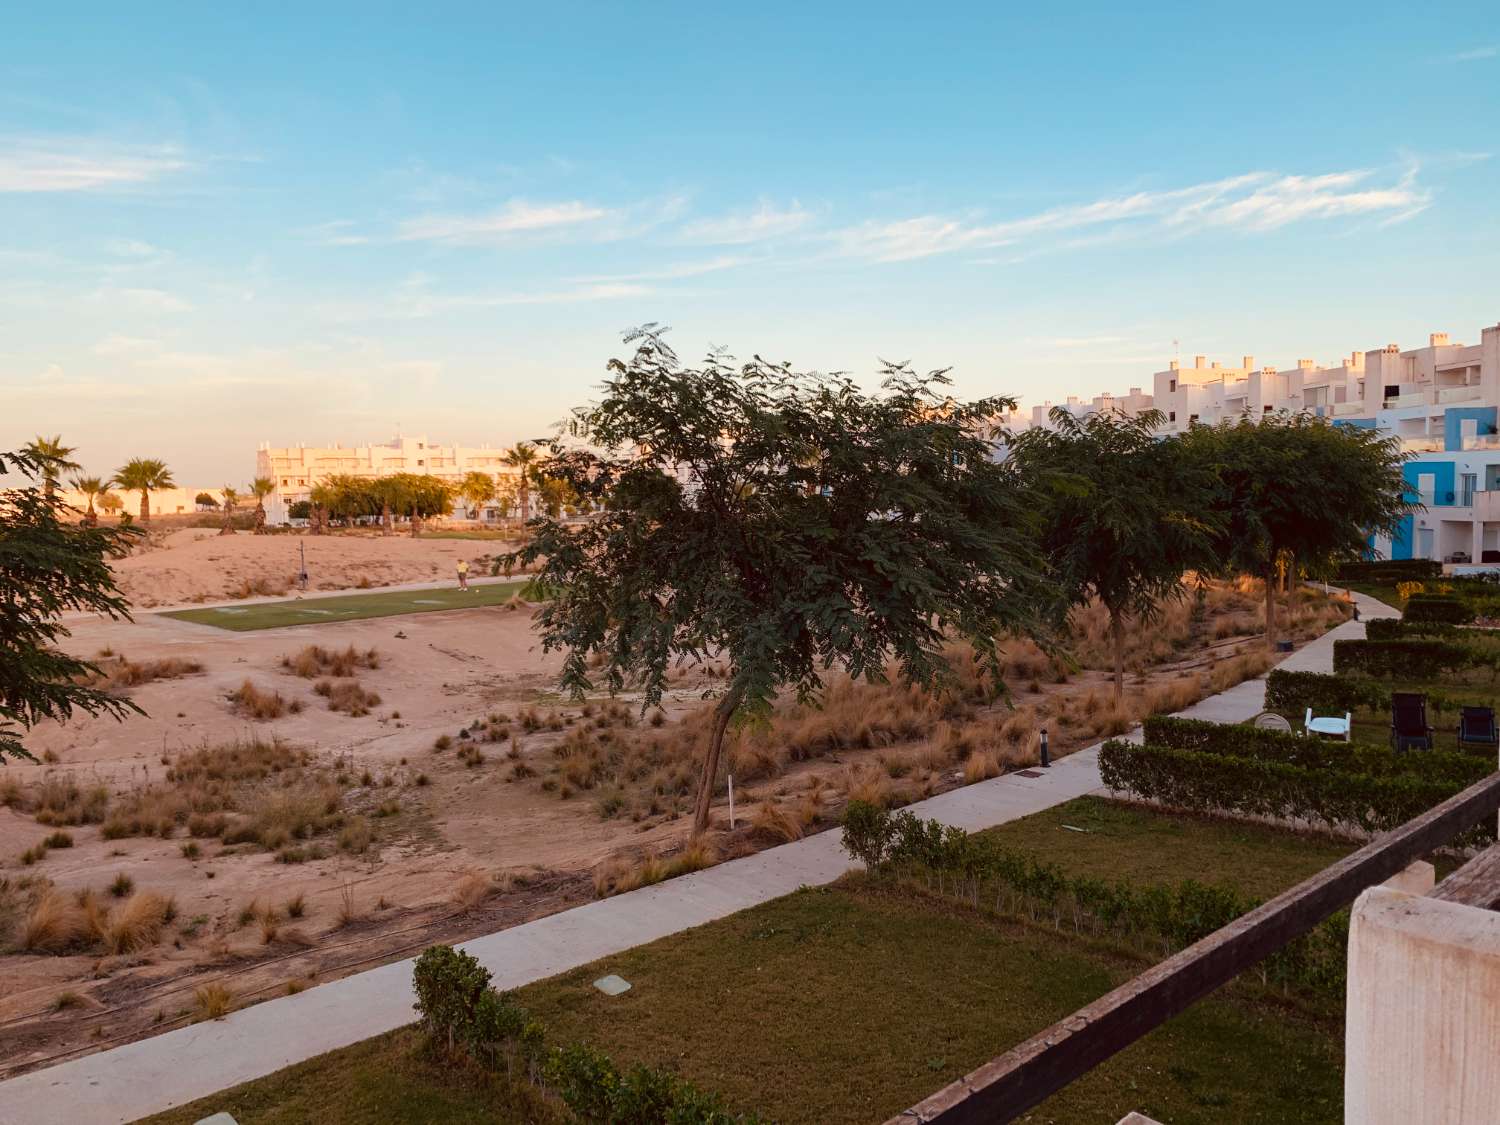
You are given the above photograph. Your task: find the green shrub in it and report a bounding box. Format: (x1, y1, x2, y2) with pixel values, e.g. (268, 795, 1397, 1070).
(1332, 638, 1483, 679)
(1099, 739, 1491, 846)
(841, 799, 898, 868)
(1264, 669, 1382, 716)
(1364, 618, 1474, 641)
(1336, 559, 1441, 583)
(1403, 594, 1474, 625)
(1141, 716, 1487, 784)
(412, 945, 492, 1054)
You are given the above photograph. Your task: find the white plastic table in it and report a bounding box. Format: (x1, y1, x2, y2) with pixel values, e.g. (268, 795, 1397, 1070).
(1306, 715, 1351, 740)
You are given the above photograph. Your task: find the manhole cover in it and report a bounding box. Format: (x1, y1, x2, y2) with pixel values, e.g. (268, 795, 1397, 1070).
(1015, 769, 1043, 778)
(593, 974, 631, 996)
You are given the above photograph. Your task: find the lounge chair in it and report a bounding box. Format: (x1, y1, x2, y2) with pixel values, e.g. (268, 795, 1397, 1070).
(1457, 706, 1499, 752)
(1390, 692, 1433, 753)
(1304, 708, 1351, 741)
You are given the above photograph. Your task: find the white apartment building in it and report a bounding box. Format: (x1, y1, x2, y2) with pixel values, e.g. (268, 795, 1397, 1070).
(255, 436, 524, 524)
(1025, 322, 1500, 566)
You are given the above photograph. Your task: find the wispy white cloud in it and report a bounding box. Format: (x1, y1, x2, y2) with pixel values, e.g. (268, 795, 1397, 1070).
(677, 201, 811, 244)
(1449, 45, 1498, 62)
(0, 136, 188, 192)
(105, 238, 161, 258)
(828, 166, 1429, 262)
(314, 281, 650, 322)
(94, 287, 194, 313)
(572, 255, 753, 284)
(396, 199, 611, 245)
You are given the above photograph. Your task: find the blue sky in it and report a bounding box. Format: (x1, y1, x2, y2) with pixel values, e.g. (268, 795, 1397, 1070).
(3, 2, 1497, 481)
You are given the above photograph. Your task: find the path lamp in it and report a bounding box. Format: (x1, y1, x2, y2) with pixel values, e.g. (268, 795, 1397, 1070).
(1039, 727, 1050, 768)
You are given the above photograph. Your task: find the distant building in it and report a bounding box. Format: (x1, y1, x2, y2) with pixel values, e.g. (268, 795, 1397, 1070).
(255, 436, 524, 524)
(1021, 322, 1500, 566)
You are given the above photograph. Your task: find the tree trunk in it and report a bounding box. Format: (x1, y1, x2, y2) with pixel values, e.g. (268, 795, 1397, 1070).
(410, 510, 422, 538)
(381, 502, 392, 536)
(1109, 606, 1125, 698)
(83, 500, 97, 528)
(692, 682, 746, 837)
(1264, 564, 1278, 651)
(254, 502, 266, 534)
(140, 491, 150, 523)
(219, 507, 235, 535)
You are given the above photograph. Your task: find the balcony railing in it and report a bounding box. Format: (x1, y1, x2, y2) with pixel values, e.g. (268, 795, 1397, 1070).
(1415, 490, 1457, 507)
(1463, 434, 1500, 451)
(1383, 391, 1430, 409)
(1436, 385, 1483, 404)
(1331, 401, 1368, 416)
(1401, 436, 1444, 453)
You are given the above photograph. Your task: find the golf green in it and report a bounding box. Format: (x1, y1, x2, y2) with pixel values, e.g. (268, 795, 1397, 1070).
(160, 580, 532, 631)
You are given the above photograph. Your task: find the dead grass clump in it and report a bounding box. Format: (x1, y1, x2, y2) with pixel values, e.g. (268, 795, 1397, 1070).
(22, 890, 94, 954)
(751, 799, 805, 843)
(228, 680, 301, 720)
(101, 892, 175, 954)
(338, 816, 373, 854)
(22, 775, 111, 827)
(452, 871, 494, 911)
(192, 982, 235, 1021)
(313, 679, 382, 716)
(91, 655, 205, 691)
(1142, 675, 1206, 717)
(962, 749, 1002, 784)
(282, 644, 381, 679)
(841, 764, 898, 808)
(231, 786, 343, 850)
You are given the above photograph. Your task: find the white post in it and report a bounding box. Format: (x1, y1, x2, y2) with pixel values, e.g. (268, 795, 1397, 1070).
(727, 774, 735, 829)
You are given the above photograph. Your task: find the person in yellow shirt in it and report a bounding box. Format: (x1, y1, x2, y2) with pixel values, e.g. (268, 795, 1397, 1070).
(456, 558, 469, 591)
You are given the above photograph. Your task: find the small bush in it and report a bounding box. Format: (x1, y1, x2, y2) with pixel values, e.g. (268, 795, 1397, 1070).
(228, 680, 295, 720)
(43, 831, 73, 849)
(1403, 594, 1474, 625)
(108, 873, 135, 898)
(192, 982, 235, 1021)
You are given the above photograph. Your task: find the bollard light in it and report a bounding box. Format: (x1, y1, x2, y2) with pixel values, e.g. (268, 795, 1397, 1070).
(1039, 727, 1050, 768)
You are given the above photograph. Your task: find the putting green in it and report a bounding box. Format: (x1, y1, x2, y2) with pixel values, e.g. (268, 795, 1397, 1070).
(161, 580, 532, 632)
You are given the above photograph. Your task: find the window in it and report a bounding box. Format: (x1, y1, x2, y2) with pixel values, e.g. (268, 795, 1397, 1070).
(417, 459, 424, 466)
(281, 478, 288, 486)
(1263, 404, 1273, 412)
(1169, 379, 1177, 392)
(298, 479, 305, 486)
(1168, 411, 1176, 422)
(1189, 413, 1199, 423)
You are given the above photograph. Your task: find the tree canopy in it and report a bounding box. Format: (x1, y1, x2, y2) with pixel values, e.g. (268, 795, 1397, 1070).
(113, 458, 174, 522)
(1008, 407, 1220, 694)
(1, 449, 141, 762)
(1180, 413, 1411, 646)
(511, 327, 1053, 835)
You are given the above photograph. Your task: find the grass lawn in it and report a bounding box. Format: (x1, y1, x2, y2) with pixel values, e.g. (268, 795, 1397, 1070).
(159, 580, 532, 631)
(137, 798, 1350, 1125)
(1339, 580, 1402, 610)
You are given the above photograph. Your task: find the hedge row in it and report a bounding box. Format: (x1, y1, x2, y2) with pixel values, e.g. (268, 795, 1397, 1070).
(1141, 716, 1487, 784)
(1264, 669, 1384, 715)
(1098, 740, 1491, 846)
(1336, 559, 1442, 583)
(412, 946, 760, 1123)
(841, 802, 1348, 999)
(1403, 594, 1475, 625)
(1366, 617, 1467, 641)
(1331, 637, 1488, 679)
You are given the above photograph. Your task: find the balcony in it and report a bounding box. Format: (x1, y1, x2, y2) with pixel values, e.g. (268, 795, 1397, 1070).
(1383, 391, 1431, 410)
(1331, 401, 1368, 416)
(1415, 490, 1457, 508)
(1401, 436, 1444, 453)
(1463, 434, 1500, 451)
(1436, 385, 1483, 404)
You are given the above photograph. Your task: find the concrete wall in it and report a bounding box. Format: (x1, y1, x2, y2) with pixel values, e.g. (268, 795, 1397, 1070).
(1345, 886, 1500, 1124)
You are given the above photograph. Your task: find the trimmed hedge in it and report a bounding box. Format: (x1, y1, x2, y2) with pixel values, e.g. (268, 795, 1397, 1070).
(1141, 715, 1487, 785)
(1264, 669, 1383, 716)
(1403, 594, 1475, 626)
(1366, 618, 1464, 641)
(842, 801, 1349, 999)
(1331, 638, 1484, 679)
(1099, 739, 1492, 846)
(1336, 560, 1442, 583)
(413, 946, 760, 1123)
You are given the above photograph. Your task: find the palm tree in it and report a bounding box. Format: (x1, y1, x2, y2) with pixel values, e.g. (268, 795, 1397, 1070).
(112, 458, 174, 523)
(24, 435, 80, 498)
(502, 443, 540, 523)
(69, 475, 106, 527)
(250, 477, 275, 534)
(219, 485, 240, 536)
(308, 481, 335, 535)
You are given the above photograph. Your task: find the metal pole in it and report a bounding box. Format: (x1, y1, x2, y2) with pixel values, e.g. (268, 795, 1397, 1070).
(728, 774, 736, 829)
(1039, 728, 1050, 768)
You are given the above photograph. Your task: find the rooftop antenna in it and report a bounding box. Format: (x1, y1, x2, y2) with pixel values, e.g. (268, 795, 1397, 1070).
(1172, 337, 1180, 362)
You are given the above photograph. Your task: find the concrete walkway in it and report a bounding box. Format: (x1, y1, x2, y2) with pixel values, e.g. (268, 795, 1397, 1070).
(0, 591, 1391, 1124)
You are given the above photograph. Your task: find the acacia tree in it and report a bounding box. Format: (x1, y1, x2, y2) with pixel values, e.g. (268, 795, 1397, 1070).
(1009, 408, 1220, 696)
(250, 477, 275, 533)
(1182, 413, 1411, 648)
(511, 328, 1053, 836)
(1, 449, 141, 762)
(371, 476, 403, 536)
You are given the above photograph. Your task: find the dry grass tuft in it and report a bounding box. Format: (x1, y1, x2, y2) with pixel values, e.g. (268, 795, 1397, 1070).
(282, 645, 381, 679)
(313, 679, 382, 717)
(22, 890, 93, 954)
(228, 680, 301, 720)
(101, 892, 174, 954)
(89, 655, 204, 692)
(192, 982, 235, 1021)
(452, 871, 494, 911)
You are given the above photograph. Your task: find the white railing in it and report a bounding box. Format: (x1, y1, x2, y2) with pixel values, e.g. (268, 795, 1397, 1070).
(1383, 391, 1431, 409)
(1401, 436, 1444, 453)
(1331, 401, 1368, 416)
(1463, 434, 1500, 451)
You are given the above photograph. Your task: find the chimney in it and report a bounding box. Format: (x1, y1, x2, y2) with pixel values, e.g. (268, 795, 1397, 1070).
(1430, 332, 1450, 347)
(1242, 355, 1254, 370)
(1298, 358, 1315, 370)
(1169, 359, 1180, 370)
(1194, 355, 1207, 368)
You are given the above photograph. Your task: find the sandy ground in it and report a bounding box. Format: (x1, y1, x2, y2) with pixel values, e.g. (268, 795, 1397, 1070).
(0, 532, 1343, 1078)
(112, 528, 519, 608)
